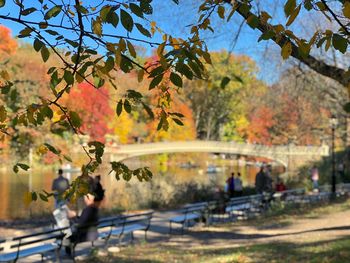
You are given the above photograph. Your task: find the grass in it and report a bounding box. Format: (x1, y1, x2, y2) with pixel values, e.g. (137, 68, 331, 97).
(82, 198, 350, 263)
(86, 238, 350, 263)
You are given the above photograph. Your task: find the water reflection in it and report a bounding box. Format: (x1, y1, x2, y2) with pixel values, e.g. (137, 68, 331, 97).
(0, 153, 280, 220)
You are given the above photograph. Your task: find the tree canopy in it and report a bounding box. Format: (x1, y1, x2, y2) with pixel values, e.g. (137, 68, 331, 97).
(0, 0, 349, 200)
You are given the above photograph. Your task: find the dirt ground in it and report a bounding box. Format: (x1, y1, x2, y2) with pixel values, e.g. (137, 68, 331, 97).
(166, 204, 350, 251)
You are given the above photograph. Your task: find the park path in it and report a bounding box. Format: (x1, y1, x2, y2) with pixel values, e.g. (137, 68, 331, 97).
(3, 204, 350, 262)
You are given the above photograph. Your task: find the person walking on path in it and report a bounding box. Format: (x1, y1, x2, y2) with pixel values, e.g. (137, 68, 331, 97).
(311, 166, 319, 191)
(234, 172, 243, 197)
(255, 166, 266, 194)
(226, 173, 235, 198)
(51, 169, 69, 208)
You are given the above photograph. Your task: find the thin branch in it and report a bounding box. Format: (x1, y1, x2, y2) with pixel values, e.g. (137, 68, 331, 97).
(320, 0, 350, 36)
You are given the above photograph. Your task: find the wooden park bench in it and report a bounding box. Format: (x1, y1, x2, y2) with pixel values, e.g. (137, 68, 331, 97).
(0, 227, 65, 262)
(225, 195, 262, 220)
(281, 188, 306, 204)
(169, 202, 208, 235)
(98, 211, 153, 245)
(67, 211, 154, 258)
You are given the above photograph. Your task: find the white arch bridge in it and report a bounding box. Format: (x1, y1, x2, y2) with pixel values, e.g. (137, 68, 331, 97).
(105, 141, 329, 168)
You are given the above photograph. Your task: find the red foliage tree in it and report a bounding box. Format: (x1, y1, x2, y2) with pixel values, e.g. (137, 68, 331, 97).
(243, 106, 275, 145)
(65, 83, 113, 142)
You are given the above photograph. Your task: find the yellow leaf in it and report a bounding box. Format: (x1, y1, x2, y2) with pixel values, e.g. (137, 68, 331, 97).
(274, 24, 285, 33)
(0, 70, 10, 80)
(52, 110, 63, 122)
(286, 4, 301, 27)
(162, 34, 167, 42)
(218, 5, 225, 19)
(281, 41, 292, 59)
(115, 49, 122, 66)
(92, 18, 103, 37)
(106, 42, 116, 52)
(157, 42, 165, 57)
(150, 21, 156, 28)
(343, 2, 350, 19)
(37, 145, 48, 154)
(260, 11, 271, 24)
(76, 73, 84, 83)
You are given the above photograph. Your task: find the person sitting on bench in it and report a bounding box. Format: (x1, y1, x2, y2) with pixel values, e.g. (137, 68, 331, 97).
(64, 185, 105, 256)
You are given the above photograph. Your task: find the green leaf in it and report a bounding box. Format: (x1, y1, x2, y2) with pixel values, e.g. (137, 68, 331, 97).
(33, 38, 44, 52)
(142, 102, 154, 119)
(65, 39, 79, 48)
(343, 102, 350, 113)
(44, 143, 61, 155)
(21, 7, 37, 16)
(31, 192, 37, 201)
(157, 117, 164, 131)
(170, 72, 183, 87)
(0, 0, 5, 8)
(46, 30, 59, 36)
(332, 34, 348, 53)
(63, 70, 74, 85)
(106, 11, 119, 27)
(149, 74, 163, 90)
(176, 63, 193, 80)
(120, 9, 134, 32)
(172, 118, 184, 126)
(220, 77, 231, 89)
(130, 3, 143, 18)
(41, 105, 53, 119)
(124, 99, 131, 113)
(17, 163, 30, 171)
(39, 193, 48, 202)
(135, 23, 151, 38)
(116, 99, 123, 116)
(44, 5, 62, 20)
(63, 155, 72, 162)
(102, 56, 115, 73)
(304, 0, 313, 10)
(258, 30, 275, 42)
(127, 89, 143, 99)
(140, 1, 153, 14)
(127, 41, 136, 58)
(41, 46, 50, 62)
(247, 14, 259, 29)
(13, 165, 19, 173)
(69, 111, 82, 128)
(18, 27, 33, 38)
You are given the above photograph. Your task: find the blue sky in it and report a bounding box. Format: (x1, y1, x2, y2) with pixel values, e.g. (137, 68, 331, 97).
(0, 0, 291, 84)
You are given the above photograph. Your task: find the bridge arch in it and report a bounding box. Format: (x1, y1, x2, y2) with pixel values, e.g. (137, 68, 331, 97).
(106, 141, 329, 168)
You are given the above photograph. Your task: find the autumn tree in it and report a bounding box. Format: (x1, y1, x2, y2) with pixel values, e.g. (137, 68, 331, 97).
(1, 0, 350, 199)
(0, 25, 17, 54)
(63, 82, 113, 142)
(184, 51, 266, 141)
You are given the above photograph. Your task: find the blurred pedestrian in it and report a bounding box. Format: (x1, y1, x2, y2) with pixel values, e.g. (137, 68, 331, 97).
(51, 169, 69, 208)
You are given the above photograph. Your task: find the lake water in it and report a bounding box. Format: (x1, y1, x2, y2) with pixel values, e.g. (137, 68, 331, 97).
(0, 153, 278, 220)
